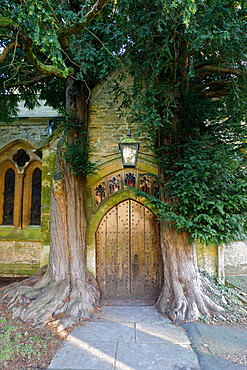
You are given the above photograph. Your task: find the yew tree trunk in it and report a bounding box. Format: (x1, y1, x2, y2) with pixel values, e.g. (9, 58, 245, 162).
(157, 221, 224, 322)
(1, 78, 100, 327)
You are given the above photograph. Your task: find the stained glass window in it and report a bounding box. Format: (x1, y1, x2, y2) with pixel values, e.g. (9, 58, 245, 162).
(108, 175, 121, 195)
(30, 168, 42, 225)
(124, 173, 136, 188)
(95, 182, 106, 205)
(2, 169, 15, 225)
(139, 175, 151, 194)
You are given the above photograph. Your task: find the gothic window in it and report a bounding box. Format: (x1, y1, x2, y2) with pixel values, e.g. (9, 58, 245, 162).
(139, 175, 151, 194)
(124, 173, 136, 188)
(2, 169, 15, 225)
(30, 168, 42, 225)
(95, 182, 106, 206)
(108, 174, 121, 195)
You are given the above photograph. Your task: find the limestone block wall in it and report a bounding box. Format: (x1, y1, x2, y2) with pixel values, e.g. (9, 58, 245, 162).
(224, 241, 247, 275)
(0, 228, 41, 277)
(0, 112, 53, 276)
(0, 120, 49, 149)
(89, 76, 155, 168)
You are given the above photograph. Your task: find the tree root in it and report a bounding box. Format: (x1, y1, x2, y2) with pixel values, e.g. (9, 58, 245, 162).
(156, 271, 225, 323)
(0, 269, 100, 328)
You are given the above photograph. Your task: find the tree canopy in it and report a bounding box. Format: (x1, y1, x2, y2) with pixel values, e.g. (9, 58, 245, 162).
(0, 0, 247, 245)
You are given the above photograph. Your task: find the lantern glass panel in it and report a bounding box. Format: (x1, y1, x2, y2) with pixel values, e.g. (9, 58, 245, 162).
(119, 143, 139, 167)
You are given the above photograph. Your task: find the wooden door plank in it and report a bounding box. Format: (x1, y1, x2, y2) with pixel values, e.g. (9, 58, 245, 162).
(105, 207, 118, 297)
(130, 200, 145, 297)
(96, 216, 107, 297)
(117, 200, 130, 297)
(145, 209, 162, 297)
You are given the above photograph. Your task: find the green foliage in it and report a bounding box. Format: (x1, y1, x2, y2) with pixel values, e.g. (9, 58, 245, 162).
(120, 0, 247, 244)
(0, 0, 119, 121)
(63, 135, 97, 177)
(139, 130, 247, 245)
(61, 113, 98, 177)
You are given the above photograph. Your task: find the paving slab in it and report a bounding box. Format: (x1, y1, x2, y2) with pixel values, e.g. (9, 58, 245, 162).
(49, 340, 117, 369)
(71, 321, 135, 342)
(92, 305, 170, 323)
(115, 343, 200, 370)
(136, 322, 191, 346)
(49, 305, 200, 370)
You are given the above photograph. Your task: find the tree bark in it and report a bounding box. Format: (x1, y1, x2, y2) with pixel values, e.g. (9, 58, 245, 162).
(1, 78, 100, 327)
(157, 222, 224, 322)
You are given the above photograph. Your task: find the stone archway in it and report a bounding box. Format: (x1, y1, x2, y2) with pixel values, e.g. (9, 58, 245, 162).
(95, 199, 163, 298)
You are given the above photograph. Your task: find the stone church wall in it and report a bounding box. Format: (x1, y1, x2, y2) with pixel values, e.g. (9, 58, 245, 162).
(224, 241, 247, 276)
(0, 110, 53, 276)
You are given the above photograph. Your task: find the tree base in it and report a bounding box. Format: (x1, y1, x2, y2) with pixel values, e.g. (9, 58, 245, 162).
(156, 271, 225, 323)
(0, 268, 100, 328)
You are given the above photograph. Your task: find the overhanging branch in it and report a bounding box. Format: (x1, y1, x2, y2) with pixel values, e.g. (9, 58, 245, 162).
(196, 65, 243, 76)
(200, 90, 229, 99)
(0, 42, 18, 63)
(0, 17, 66, 79)
(0, 74, 50, 92)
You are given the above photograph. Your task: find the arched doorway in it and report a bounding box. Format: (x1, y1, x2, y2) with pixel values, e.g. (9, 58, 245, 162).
(96, 199, 163, 298)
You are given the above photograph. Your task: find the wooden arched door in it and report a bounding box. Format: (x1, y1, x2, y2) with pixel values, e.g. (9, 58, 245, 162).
(96, 200, 163, 298)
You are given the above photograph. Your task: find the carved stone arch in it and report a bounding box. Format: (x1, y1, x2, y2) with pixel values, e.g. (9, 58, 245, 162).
(0, 140, 42, 228)
(0, 138, 37, 155)
(87, 188, 158, 273)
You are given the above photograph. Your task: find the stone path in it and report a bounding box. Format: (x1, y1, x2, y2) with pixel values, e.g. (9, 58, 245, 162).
(49, 304, 200, 369)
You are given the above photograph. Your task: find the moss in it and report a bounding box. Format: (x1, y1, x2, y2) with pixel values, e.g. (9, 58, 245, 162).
(0, 227, 41, 241)
(41, 186, 52, 199)
(41, 231, 50, 245)
(0, 263, 40, 277)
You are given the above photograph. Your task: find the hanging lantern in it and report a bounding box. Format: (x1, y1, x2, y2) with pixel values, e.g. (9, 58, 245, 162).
(118, 130, 139, 168)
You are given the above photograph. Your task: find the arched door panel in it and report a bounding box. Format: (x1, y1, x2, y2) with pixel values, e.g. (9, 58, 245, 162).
(96, 200, 163, 298)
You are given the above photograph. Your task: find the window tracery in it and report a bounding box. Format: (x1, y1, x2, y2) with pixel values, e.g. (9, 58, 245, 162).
(124, 172, 136, 188)
(139, 175, 151, 194)
(95, 182, 106, 206)
(108, 174, 121, 195)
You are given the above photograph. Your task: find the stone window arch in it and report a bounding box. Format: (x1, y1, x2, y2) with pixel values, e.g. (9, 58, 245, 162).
(0, 142, 42, 228)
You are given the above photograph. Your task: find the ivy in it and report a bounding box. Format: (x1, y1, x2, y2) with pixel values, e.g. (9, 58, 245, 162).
(61, 112, 98, 178)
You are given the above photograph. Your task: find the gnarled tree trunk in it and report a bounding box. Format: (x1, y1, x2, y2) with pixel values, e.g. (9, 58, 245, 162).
(157, 221, 224, 322)
(1, 78, 100, 327)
